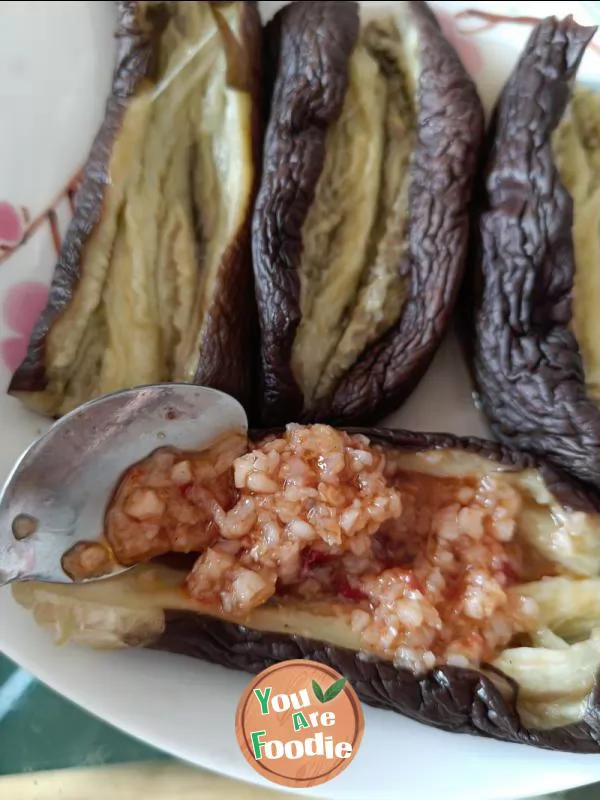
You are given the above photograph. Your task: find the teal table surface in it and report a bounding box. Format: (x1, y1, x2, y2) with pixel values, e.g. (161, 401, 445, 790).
(1, 651, 599, 799)
(0, 653, 165, 776)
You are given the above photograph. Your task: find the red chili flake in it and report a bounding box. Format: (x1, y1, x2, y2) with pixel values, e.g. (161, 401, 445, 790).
(503, 562, 519, 584)
(180, 484, 194, 500)
(443, 576, 464, 604)
(300, 548, 331, 573)
(336, 575, 367, 602)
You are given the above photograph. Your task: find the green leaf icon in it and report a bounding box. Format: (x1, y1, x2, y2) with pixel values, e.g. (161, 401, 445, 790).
(323, 677, 346, 702)
(312, 677, 346, 703)
(312, 679, 325, 703)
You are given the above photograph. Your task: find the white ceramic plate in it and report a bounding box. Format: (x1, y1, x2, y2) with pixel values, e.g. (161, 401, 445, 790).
(1, 2, 600, 798)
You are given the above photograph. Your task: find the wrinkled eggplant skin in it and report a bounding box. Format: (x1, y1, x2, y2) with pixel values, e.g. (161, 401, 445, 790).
(8, 1, 164, 401)
(8, 1, 262, 419)
(152, 611, 600, 753)
(252, 0, 485, 427)
(321, 2, 485, 427)
(252, 0, 361, 424)
(467, 17, 600, 488)
(148, 427, 600, 752)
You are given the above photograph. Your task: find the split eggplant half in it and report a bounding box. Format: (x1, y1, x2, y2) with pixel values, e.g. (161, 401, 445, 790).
(468, 16, 600, 487)
(252, 0, 484, 426)
(14, 423, 600, 752)
(8, 1, 262, 418)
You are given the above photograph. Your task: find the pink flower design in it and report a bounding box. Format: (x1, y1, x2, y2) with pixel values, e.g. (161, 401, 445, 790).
(434, 9, 484, 76)
(1, 282, 49, 373)
(0, 202, 26, 248)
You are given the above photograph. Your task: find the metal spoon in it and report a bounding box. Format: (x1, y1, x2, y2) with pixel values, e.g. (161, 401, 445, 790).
(0, 384, 248, 588)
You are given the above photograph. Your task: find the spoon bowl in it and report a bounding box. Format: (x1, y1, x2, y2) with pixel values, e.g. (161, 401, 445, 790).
(0, 384, 248, 587)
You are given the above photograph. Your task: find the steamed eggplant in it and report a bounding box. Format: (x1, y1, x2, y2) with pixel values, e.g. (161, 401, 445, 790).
(15, 423, 600, 752)
(8, 1, 261, 417)
(469, 16, 600, 487)
(252, 0, 484, 426)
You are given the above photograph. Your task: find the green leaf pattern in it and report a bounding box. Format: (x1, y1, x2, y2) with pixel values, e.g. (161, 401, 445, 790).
(323, 677, 346, 702)
(312, 679, 325, 703)
(312, 676, 346, 703)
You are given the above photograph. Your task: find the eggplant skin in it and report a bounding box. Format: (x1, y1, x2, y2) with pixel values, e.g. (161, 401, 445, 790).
(252, 0, 485, 427)
(8, 1, 262, 419)
(152, 611, 600, 754)
(144, 428, 600, 753)
(468, 17, 600, 487)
